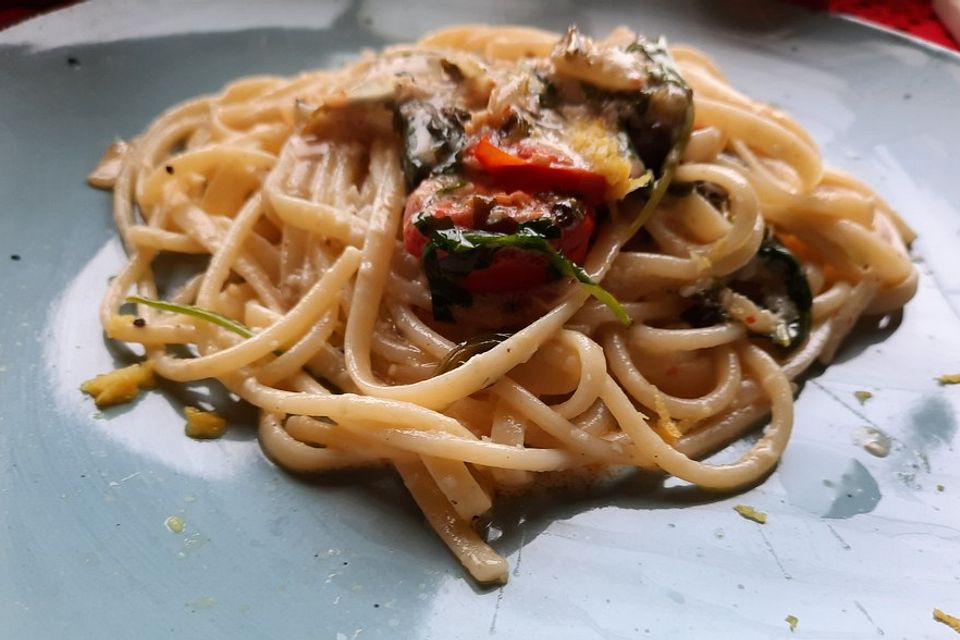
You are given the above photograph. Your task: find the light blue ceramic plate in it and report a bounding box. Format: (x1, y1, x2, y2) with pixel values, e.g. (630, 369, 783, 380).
(2, 1, 959, 638)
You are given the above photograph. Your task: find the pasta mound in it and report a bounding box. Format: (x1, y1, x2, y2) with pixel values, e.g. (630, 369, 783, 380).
(86, 24, 917, 583)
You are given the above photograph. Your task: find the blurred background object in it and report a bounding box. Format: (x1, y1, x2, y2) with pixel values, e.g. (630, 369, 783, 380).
(1, 0, 77, 30)
(1, 0, 957, 49)
(790, 0, 959, 48)
(935, 0, 960, 45)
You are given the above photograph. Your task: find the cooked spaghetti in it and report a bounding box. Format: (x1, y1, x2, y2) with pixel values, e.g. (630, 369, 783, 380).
(88, 25, 918, 583)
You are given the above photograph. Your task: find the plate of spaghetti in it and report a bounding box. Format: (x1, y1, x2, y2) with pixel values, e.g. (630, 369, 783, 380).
(2, 1, 960, 638)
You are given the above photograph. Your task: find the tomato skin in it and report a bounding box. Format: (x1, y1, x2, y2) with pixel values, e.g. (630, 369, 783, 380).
(402, 183, 476, 257)
(462, 249, 550, 293)
(470, 137, 609, 203)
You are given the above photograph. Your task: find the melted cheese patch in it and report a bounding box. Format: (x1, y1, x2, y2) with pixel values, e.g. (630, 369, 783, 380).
(565, 119, 646, 200)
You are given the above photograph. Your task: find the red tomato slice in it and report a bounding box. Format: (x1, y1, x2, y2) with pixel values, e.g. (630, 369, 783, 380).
(470, 137, 608, 203)
(402, 177, 596, 294)
(462, 249, 550, 293)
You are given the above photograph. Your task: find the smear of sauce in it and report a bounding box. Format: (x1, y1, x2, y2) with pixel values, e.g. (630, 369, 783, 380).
(778, 442, 881, 518)
(855, 427, 892, 458)
(165, 515, 185, 533)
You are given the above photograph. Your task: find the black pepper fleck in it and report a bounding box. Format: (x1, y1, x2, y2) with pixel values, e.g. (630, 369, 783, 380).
(10, 254, 21, 261)
(342, 561, 349, 566)
(165, 165, 175, 175)
(373, 603, 380, 608)
(67, 56, 80, 67)
(133, 317, 146, 328)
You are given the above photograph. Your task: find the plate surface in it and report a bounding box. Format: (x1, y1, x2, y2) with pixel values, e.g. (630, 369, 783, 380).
(2, 1, 959, 638)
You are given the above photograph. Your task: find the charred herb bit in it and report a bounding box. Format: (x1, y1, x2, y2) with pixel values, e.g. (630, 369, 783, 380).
(394, 99, 469, 190)
(533, 72, 559, 109)
(126, 295, 254, 339)
(499, 109, 532, 142)
(548, 197, 586, 227)
(439, 58, 465, 83)
(414, 215, 629, 325)
(667, 181, 730, 213)
(435, 333, 513, 374)
(680, 283, 727, 328)
(132, 317, 147, 328)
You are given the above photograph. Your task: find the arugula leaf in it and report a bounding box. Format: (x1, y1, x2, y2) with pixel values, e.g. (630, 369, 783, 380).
(126, 295, 254, 339)
(624, 41, 694, 238)
(414, 216, 631, 325)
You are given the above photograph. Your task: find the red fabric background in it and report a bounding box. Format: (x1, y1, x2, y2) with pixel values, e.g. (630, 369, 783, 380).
(0, 0, 957, 49)
(791, 0, 959, 49)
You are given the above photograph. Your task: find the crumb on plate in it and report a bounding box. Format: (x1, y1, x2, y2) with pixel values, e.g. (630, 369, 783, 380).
(853, 390, 873, 404)
(934, 608, 960, 634)
(785, 614, 798, 632)
(80, 362, 155, 407)
(938, 373, 960, 385)
(164, 515, 185, 534)
(184, 407, 226, 439)
(734, 504, 767, 524)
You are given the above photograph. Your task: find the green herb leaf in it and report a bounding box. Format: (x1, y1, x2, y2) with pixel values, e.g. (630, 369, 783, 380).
(625, 87, 693, 237)
(126, 295, 254, 339)
(415, 219, 631, 325)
